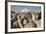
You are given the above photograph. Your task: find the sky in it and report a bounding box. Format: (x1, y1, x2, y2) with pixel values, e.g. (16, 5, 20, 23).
(11, 5, 41, 13)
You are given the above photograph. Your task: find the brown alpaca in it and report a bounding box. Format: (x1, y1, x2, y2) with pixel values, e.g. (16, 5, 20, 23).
(32, 12, 41, 27)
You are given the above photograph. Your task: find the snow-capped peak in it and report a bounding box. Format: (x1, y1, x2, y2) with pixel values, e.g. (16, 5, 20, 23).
(20, 9, 30, 12)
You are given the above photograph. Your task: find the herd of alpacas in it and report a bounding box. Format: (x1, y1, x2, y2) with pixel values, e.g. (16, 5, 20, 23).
(11, 11, 41, 28)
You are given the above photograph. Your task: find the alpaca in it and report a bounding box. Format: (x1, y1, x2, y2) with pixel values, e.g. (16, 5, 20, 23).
(32, 12, 41, 27)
